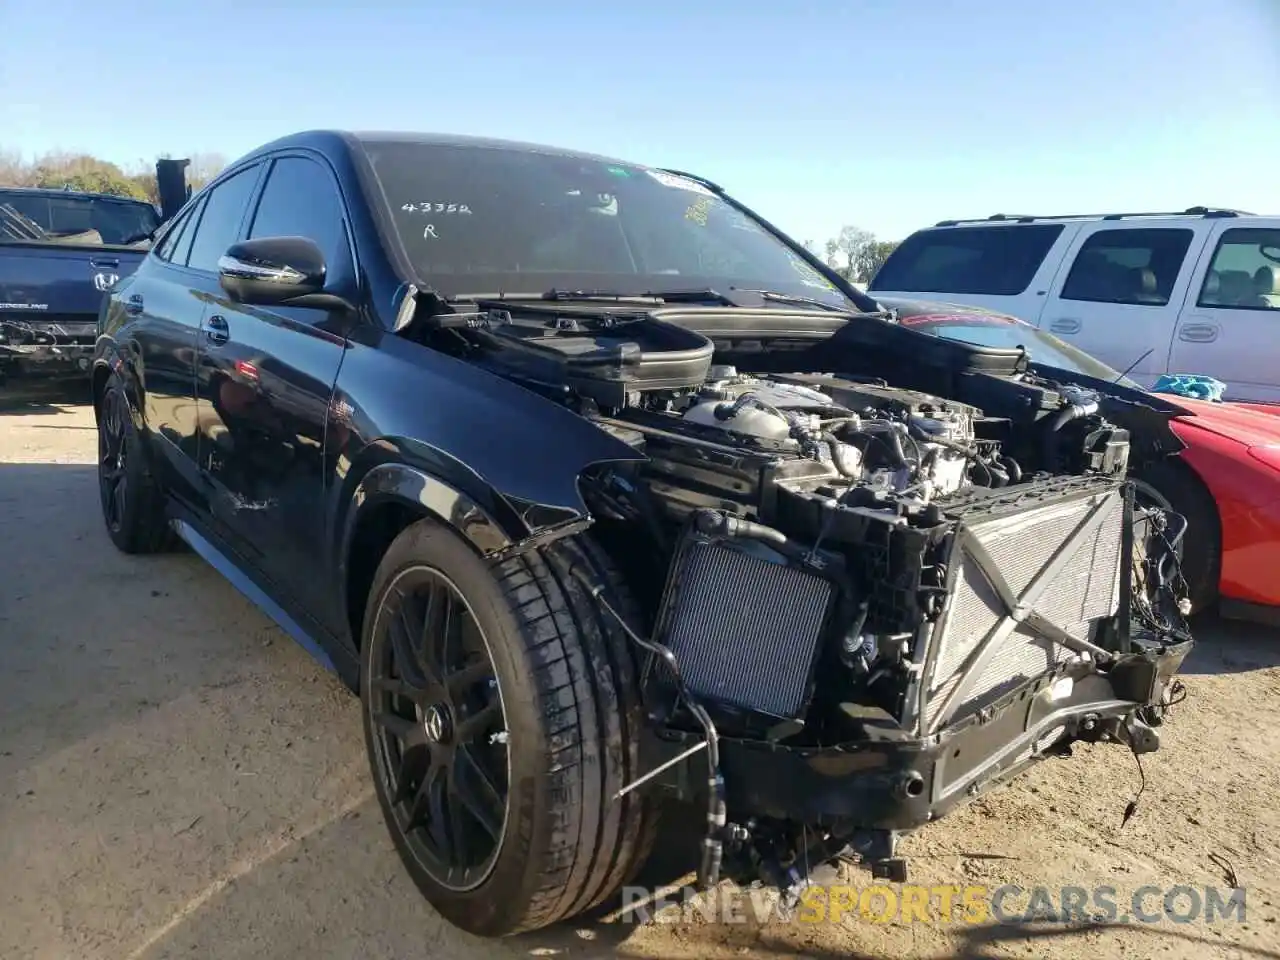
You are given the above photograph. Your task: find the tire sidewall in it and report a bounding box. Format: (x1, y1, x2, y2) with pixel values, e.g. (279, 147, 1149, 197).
(98, 377, 147, 550)
(359, 519, 553, 936)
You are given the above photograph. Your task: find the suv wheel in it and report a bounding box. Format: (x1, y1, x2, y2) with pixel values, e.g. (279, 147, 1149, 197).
(96, 372, 173, 554)
(360, 518, 656, 936)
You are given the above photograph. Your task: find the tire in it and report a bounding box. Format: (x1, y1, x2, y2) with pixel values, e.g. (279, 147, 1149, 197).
(96, 372, 174, 554)
(1133, 460, 1221, 614)
(359, 518, 657, 937)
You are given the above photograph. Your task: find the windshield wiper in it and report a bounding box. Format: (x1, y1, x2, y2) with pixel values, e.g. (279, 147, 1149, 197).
(644, 288, 735, 304)
(464, 287, 856, 312)
(540, 287, 734, 305)
(730, 289, 849, 313)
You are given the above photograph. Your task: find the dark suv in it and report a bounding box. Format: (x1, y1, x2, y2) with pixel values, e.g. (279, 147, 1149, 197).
(93, 130, 1193, 938)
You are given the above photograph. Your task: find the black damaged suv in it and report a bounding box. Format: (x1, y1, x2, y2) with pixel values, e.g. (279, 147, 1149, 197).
(93, 130, 1193, 937)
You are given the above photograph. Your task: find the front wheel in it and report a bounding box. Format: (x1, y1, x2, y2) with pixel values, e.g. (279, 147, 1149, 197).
(360, 518, 656, 937)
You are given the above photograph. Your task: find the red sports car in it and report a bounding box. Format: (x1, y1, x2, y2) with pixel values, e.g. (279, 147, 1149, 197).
(881, 298, 1280, 624)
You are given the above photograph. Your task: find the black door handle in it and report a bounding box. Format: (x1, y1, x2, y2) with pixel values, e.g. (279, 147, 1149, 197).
(206, 314, 230, 346)
(125, 294, 144, 316)
(91, 256, 121, 269)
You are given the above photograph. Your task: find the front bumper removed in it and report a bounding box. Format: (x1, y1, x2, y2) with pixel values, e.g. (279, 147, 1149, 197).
(649, 635, 1190, 828)
(638, 633, 1190, 888)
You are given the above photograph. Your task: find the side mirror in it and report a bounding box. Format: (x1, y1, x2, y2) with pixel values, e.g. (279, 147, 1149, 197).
(218, 236, 328, 306)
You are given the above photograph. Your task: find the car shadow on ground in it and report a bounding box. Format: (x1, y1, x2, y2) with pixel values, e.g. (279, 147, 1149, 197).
(128, 796, 1280, 960)
(1183, 612, 1280, 675)
(123, 797, 653, 959)
(0, 381, 93, 414)
(0, 463, 288, 772)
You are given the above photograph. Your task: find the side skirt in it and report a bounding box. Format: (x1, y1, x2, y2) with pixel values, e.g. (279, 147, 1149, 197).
(170, 513, 360, 690)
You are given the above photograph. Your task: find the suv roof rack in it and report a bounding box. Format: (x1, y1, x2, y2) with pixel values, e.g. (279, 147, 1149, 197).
(934, 206, 1254, 227)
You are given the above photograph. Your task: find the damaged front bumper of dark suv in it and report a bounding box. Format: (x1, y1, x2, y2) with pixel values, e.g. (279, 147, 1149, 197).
(626, 476, 1192, 893)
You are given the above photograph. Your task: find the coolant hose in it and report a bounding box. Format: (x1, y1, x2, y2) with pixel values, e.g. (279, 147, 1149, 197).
(821, 432, 861, 478)
(715, 392, 787, 424)
(1051, 398, 1100, 432)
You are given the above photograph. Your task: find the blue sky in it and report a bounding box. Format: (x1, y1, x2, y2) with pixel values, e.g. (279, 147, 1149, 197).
(2, 0, 1277, 246)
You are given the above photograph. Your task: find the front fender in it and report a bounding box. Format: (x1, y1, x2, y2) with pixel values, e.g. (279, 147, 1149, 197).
(1173, 423, 1280, 606)
(337, 453, 525, 564)
(331, 327, 649, 537)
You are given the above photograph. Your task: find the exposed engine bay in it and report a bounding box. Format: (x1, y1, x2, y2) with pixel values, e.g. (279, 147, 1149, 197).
(679, 369, 983, 503)
(406, 296, 1194, 899)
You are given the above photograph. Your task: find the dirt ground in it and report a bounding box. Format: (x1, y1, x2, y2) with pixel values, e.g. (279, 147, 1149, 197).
(2, 393, 1279, 960)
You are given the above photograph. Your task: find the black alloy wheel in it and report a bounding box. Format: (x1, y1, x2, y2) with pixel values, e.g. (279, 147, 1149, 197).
(98, 384, 130, 535)
(361, 519, 657, 937)
(366, 565, 509, 891)
(95, 374, 172, 554)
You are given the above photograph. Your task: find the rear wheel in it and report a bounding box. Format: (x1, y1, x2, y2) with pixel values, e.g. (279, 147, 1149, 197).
(360, 518, 656, 936)
(1133, 460, 1221, 614)
(96, 372, 173, 554)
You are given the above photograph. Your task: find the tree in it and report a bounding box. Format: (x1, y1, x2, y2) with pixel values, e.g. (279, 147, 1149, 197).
(859, 240, 900, 284)
(823, 225, 874, 281)
(187, 152, 228, 189)
(820, 225, 901, 283)
(25, 152, 148, 200)
(0, 149, 28, 187)
(0, 148, 228, 204)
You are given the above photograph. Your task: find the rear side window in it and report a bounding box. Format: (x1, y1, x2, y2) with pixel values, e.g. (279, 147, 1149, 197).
(1059, 228, 1193, 307)
(869, 224, 1063, 296)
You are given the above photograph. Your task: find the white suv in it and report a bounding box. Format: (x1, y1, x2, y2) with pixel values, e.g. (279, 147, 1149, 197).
(868, 208, 1280, 402)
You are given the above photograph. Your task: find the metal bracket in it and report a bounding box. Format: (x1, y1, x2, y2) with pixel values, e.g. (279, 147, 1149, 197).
(612, 740, 708, 801)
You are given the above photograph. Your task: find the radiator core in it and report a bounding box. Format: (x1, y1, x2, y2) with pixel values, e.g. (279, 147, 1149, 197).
(653, 538, 834, 720)
(923, 486, 1125, 731)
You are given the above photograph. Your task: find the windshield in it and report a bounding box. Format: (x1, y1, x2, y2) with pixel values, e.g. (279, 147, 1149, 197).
(905, 316, 1143, 389)
(360, 139, 857, 308)
(0, 191, 159, 247)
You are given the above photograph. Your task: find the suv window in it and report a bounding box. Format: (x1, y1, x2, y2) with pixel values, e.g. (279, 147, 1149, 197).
(868, 224, 1063, 296)
(185, 166, 261, 273)
(153, 199, 199, 262)
(0, 190, 158, 247)
(247, 156, 349, 270)
(170, 197, 205, 267)
(1059, 228, 1193, 306)
(1197, 227, 1280, 311)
